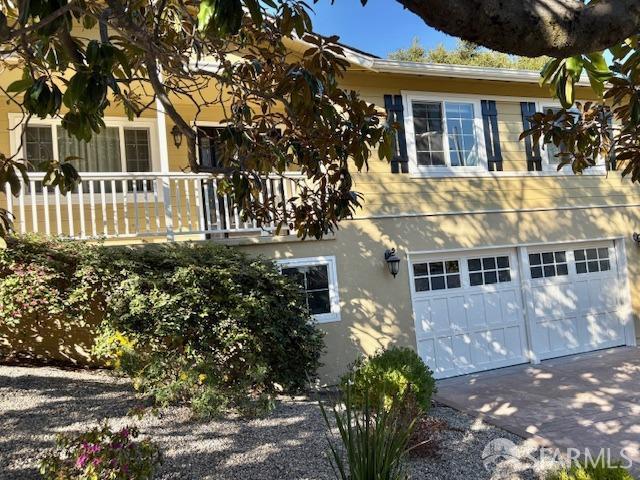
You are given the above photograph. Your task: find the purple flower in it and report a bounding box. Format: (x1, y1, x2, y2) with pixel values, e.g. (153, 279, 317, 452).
(75, 454, 89, 469)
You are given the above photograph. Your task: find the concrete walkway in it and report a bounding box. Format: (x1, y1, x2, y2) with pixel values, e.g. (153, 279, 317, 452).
(435, 347, 640, 465)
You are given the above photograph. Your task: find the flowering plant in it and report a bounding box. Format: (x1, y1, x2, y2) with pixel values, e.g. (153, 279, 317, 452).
(39, 423, 161, 480)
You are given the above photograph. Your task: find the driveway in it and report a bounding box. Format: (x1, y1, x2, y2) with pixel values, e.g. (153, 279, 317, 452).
(435, 347, 640, 465)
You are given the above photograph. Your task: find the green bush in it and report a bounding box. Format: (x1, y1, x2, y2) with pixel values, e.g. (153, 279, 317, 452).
(93, 242, 325, 416)
(320, 386, 416, 480)
(1, 236, 324, 416)
(39, 423, 161, 480)
(546, 460, 635, 480)
(341, 347, 436, 412)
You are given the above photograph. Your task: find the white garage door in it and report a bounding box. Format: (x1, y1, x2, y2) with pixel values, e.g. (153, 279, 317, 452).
(524, 241, 628, 361)
(410, 249, 528, 379)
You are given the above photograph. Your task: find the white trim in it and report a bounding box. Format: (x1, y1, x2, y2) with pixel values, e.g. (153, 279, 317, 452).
(614, 238, 638, 347)
(406, 235, 627, 258)
(399, 92, 607, 178)
(351, 203, 640, 222)
(367, 59, 592, 86)
(8, 114, 161, 172)
(276, 255, 341, 324)
(401, 91, 487, 175)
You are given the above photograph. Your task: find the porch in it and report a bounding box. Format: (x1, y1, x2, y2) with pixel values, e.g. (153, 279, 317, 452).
(1, 171, 302, 242)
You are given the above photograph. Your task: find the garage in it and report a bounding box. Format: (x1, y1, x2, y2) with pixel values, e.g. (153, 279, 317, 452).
(410, 240, 633, 379)
(410, 249, 529, 379)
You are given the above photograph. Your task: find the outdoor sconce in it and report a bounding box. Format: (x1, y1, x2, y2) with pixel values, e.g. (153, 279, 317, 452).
(633, 232, 640, 246)
(384, 248, 401, 278)
(171, 125, 183, 148)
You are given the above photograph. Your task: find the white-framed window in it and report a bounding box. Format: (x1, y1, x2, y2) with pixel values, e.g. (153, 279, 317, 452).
(276, 256, 341, 323)
(574, 247, 611, 274)
(537, 102, 608, 174)
(467, 255, 512, 286)
(8, 114, 160, 173)
(412, 260, 462, 292)
(402, 92, 486, 174)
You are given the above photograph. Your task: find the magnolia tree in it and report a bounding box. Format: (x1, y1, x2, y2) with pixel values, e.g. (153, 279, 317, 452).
(0, 0, 394, 244)
(2, 0, 640, 246)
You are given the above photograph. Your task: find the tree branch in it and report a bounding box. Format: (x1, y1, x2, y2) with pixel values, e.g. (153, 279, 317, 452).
(395, 0, 640, 57)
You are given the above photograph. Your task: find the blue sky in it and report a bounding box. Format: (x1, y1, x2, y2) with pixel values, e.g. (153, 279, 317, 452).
(309, 0, 458, 58)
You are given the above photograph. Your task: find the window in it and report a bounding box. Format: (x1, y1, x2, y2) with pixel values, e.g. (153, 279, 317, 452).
(529, 251, 568, 279)
(413, 260, 461, 292)
(408, 96, 482, 170)
(196, 126, 224, 169)
(277, 256, 340, 323)
(468, 255, 511, 286)
(574, 247, 610, 274)
(11, 116, 157, 173)
(542, 106, 581, 167)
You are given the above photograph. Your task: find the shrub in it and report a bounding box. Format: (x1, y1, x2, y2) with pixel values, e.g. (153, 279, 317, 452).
(94, 242, 325, 416)
(39, 423, 161, 480)
(320, 386, 415, 480)
(546, 461, 635, 480)
(0, 235, 108, 364)
(341, 347, 436, 412)
(1, 236, 324, 416)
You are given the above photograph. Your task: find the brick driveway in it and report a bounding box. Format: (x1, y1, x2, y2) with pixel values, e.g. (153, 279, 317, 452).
(435, 347, 640, 467)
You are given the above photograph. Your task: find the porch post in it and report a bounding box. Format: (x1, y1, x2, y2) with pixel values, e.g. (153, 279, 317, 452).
(155, 82, 174, 241)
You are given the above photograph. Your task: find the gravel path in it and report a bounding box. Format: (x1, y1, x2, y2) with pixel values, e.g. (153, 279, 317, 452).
(0, 365, 546, 480)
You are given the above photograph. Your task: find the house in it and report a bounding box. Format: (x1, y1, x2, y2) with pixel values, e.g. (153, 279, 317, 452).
(1, 35, 638, 383)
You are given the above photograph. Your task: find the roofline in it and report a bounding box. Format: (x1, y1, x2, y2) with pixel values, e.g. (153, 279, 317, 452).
(349, 57, 592, 86)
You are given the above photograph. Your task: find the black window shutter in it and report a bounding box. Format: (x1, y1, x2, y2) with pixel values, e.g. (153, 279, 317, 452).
(481, 100, 503, 171)
(520, 102, 542, 171)
(384, 94, 409, 174)
(606, 113, 617, 171)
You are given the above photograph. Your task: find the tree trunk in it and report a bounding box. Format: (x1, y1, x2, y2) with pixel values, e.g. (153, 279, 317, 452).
(394, 0, 640, 57)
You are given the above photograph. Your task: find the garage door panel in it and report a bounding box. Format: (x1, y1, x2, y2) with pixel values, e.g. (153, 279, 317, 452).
(526, 240, 627, 361)
(531, 284, 578, 320)
(411, 248, 527, 378)
(413, 299, 433, 337)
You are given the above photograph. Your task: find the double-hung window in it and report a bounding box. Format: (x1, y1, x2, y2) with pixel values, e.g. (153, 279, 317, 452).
(404, 94, 485, 174)
(277, 256, 341, 323)
(10, 115, 158, 173)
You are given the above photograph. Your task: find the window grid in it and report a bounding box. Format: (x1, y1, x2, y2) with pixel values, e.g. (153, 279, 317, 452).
(24, 126, 54, 166)
(281, 264, 331, 315)
(468, 255, 511, 286)
(575, 247, 610, 274)
(412, 99, 478, 168)
(529, 251, 568, 279)
(413, 260, 461, 292)
(124, 128, 151, 172)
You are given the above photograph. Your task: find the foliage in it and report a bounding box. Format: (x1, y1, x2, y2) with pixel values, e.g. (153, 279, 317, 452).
(0, 0, 394, 241)
(341, 347, 436, 412)
(39, 423, 161, 480)
(389, 38, 548, 71)
(0, 235, 106, 328)
(545, 460, 635, 480)
(93, 241, 324, 417)
(320, 386, 416, 480)
(0, 236, 324, 416)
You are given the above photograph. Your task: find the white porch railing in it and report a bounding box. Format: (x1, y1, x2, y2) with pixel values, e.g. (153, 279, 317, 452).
(1, 172, 302, 241)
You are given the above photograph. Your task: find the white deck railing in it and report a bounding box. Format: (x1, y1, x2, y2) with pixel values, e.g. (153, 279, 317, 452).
(1, 172, 302, 241)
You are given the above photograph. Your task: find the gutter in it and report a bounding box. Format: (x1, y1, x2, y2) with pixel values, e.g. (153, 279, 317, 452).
(352, 58, 592, 87)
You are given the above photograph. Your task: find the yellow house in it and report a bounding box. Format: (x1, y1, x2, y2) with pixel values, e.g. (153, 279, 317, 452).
(1, 38, 638, 383)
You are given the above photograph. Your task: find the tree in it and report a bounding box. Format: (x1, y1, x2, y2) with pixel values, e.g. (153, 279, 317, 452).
(389, 38, 548, 71)
(393, 0, 640, 58)
(0, 0, 395, 245)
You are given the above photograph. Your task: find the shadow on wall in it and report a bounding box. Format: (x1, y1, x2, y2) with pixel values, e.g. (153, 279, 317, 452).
(0, 310, 102, 367)
(326, 172, 640, 379)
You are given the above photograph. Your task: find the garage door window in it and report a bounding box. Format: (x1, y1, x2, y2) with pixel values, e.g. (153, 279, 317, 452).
(529, 251, 568, 279)
(413, 260, 461, 292)
(468, 256, 511, 286)
(574, 247, 610, 274)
